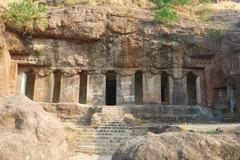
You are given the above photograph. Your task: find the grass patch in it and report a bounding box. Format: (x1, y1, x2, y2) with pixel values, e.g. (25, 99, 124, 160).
(3, 0, 48, 33)
(206, 129, 222, 135)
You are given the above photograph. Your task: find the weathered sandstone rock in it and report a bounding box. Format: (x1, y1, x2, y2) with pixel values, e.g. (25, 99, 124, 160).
(112, 132, 240, 160)
(0, 9, 11, 97)
(0, 95, 67, 160)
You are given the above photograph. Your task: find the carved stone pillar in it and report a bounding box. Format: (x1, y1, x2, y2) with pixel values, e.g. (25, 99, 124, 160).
(236, 80, 240, 112)
(87, 73, 106, 105)
(196, 76, 201, 105)
(60, 74, 80, 103)
(170, 76, 188, 105)
(9, 62, 18, 95)
(143, 73, 161, 104)
(117, 74, 135, 105)
(17, 71, 27, 94)
(33, 74, 54, 102)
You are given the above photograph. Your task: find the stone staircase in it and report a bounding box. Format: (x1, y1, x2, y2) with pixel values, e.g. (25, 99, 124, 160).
(66, 106, 147, 156)
(66, 105, 238, 158)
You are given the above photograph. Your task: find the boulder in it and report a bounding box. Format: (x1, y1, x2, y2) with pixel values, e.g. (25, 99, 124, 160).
(0, 95, 67, 160)
(112, 132, 240, 160)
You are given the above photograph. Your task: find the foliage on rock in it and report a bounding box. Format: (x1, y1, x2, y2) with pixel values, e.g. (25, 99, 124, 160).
(3, 0, 48, 33)
(154, 0, 191, 23)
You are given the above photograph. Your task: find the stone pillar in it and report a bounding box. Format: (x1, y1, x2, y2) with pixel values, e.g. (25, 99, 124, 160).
(199, 70, 207, 106)
(60, 74, 80, 103)
(143, 73, 161, 104)
(170, 76, 187, 105)
(17, 71, 27, 94)
(33, 74, 54, 102)
(196, 76, 201, 105)
(117, 74, 135, 104)
(10, 62, 18, 95)
(236, 81, 240, 112)
(87, 73, 106, 105)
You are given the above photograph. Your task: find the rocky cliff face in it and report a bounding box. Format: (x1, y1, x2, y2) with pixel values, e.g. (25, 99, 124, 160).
(6, 5, 239, 77)
(0, 9, 11, 97)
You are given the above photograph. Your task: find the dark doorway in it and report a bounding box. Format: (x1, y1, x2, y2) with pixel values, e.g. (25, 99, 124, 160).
(25, 70, 35, 100)
(106, 71, 117, 105)
(135, 71, 143, 105)
(52, 71, 61, 103)
(161, 72, 169, 104)
(79, 71, 88, 104)
(187, 72, 197, 105)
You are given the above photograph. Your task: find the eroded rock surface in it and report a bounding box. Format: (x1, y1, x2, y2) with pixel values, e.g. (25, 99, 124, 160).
(112, 132, 240, 160)
(0, 95, 67, 160)
(0, 9, 11, 97)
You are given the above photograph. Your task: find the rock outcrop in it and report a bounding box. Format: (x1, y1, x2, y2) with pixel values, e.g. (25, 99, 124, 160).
(112, 132, 240, 160)
(0, 9, 11, 97)
(6, 5, 217, 72)
(0, 95, 67, 160)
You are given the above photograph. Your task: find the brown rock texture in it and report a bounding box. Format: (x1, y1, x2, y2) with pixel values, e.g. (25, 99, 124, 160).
(3, 4, 240, 109)
(0, 9, 11, 97)
(0, 95, 67, 160)
(112, 132, 240, 160)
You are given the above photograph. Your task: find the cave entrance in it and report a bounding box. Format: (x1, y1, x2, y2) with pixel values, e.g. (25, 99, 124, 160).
(135, 71, 143, 105)
(187, 72, 197, 105)
(52, 71, 61, 103)
(106, 71, 117, 105)
(161, 72, 169, 104)
(25, 70, 35, 100)
(79, 71, 88, 104)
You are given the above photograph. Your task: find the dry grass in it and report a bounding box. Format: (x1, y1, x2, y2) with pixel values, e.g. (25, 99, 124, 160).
(179, 122, 191, 132)
(64, 126, 80, 151)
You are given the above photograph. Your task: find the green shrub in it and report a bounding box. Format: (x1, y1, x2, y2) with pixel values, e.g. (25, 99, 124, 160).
(3, 0, 48, 33)
(209, 29, 226, 39)
(154, 0, 191, 23)
(206, 129, 222, 135)
(200, 8, 210, 21)
(199, 0, 212, 3)
(155, 0, 191, 6)
(155, 6, 179, 22)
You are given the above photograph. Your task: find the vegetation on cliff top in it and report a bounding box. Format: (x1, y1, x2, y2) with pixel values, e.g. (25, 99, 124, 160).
(154, 0, 191, 22)
(3, 0, 48, 33)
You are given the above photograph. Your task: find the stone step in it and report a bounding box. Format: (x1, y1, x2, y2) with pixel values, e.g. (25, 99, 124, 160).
(74, 149, 116, 155)
(78, 127, 129, 132)
(75, 146, 121, 152)
(77, 136, 131, 140)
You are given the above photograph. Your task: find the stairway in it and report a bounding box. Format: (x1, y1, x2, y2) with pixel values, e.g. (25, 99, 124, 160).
(66, 106, 147, 156)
